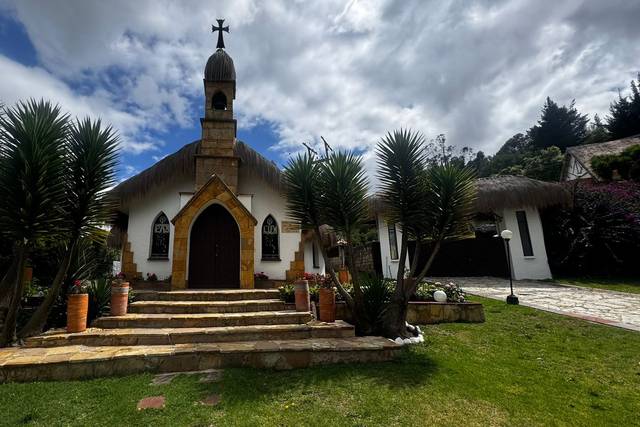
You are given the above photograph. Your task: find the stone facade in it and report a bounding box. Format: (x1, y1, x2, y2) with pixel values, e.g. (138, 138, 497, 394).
(170, 175, 257, 289)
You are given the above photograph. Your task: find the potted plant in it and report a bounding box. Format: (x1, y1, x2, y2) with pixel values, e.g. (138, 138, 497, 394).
(318, 275, 336, 323)
(67, 279, 89, 333)
(111, 272, 130, 316)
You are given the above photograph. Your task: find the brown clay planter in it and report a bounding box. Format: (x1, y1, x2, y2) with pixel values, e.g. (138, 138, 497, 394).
(294, 279, 310, 312)
(67, 293, 89, 333)
(110, 281, 130, 316)
(318, 287, 336, 322)
(338, 269, 350, 284)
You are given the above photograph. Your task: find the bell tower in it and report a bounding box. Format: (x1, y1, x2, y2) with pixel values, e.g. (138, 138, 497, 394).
(196, 19, 239, 192)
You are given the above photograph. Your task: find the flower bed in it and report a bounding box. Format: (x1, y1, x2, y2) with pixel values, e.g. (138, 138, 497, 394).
(279, 278, 484, 324)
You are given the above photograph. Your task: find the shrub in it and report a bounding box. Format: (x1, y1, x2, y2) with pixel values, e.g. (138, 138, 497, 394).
(591, 144, 640, 182)
(278, 284, 295, 303)
(87, 278, 111, 322)
(412, 281, 466, 303)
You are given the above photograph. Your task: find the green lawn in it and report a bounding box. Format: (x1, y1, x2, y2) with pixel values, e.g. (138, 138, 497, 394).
(557, 277, 640, 294)
(1, 297, 639, 426)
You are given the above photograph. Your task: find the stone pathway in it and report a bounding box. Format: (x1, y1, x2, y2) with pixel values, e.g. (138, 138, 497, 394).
(437, 277, 640, 332)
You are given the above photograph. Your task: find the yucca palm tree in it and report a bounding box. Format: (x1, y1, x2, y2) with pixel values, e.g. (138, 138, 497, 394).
(377, 129, 476, 337)
(283, 151, 370, 309)
(0, 100, 69, 346)
(318, 151, 369, 307)
(20, 118, 119, 338)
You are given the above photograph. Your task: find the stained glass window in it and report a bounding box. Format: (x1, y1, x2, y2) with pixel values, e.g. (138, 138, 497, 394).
(150, 212, 170, 259)
(262, 215, 279, 260)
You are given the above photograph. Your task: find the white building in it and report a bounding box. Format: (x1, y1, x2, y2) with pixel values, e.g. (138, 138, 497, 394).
(372, 176, 569, 281)
(561, 135, 640, 181)
(111, 38, 324, 289)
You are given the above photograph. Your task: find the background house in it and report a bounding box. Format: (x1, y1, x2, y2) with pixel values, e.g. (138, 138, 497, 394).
(561, 135, 640, 181)
(372, 176, 569, 281)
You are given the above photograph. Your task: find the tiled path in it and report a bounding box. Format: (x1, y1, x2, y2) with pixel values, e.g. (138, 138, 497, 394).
(436, 277, 640, 332)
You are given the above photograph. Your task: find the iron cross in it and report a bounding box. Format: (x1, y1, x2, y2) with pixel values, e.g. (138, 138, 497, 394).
(212, 19, 229, 49)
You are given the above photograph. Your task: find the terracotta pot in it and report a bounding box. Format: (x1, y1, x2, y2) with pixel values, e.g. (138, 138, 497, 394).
(338, 269, 350, 284)
(67, 293, 89, 333)
(23, 266, 33, 284)
(110, 281, 130, 316)
(294, 279, 310, 312)
(318, 287, 336, 322)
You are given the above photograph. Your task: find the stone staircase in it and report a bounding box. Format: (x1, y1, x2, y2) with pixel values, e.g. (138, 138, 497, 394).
(0, 289, 400, 382)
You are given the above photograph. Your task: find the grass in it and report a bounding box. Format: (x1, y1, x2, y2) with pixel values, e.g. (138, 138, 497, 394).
(1, 297, 639, 426)
(556, 276, 640, 294)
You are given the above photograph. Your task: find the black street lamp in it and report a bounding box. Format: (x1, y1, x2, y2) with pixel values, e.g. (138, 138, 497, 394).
(501, 229, 519, 305)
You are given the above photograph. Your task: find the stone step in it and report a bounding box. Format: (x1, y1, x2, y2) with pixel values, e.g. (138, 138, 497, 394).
(93, 311, 312, 329)
(24, 321, 356, 347)
(0, 337, 401, 382)
(128, 299, 286, 314)
(135, 289, 281, 302)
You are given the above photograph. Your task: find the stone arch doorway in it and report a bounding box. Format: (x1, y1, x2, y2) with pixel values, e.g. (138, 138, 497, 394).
(188, 204, 240, 288)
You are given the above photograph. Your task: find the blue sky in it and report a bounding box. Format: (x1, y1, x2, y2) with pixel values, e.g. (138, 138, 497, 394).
(1, 1, 639, 183)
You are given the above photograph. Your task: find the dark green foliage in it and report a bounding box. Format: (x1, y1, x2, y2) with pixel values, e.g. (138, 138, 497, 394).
(318, 151, 369, 242)
(584, 113, 610, 145)
(359, 275, 393, 331)
(528, 97, 588, 151)
(607, 77, 640, 139)
(0, 100, 69, 244)
(590, 144, 640, 181)
(542, 181, 640, 276)
(376, 129, 427, 236)
(87, 278, 111, 322)
(283, 153, 322, 230)
(500, 146, 564, 181)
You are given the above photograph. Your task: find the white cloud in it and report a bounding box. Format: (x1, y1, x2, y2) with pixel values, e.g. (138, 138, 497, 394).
(1, 0, 639, 180)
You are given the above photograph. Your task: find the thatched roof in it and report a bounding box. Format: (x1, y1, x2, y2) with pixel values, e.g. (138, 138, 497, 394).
(561, 135, 640, 180)
(474, 175, 569, 212)
(369, 175, 570, 216)
(111, 139, 282, 209)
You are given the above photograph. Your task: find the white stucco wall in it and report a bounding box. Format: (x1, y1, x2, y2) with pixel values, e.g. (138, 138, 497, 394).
(498, 207, 552, 280)
(377, 214, 410, 279)
(237, 173, 301, 281)
(303, 240, 326, 275)
(126, 176, 194, 280)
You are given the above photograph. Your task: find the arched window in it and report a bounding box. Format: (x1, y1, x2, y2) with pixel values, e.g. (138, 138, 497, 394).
(261, 215, 279, 260)
(150, 212, 170, 259)
(212, 91, 227, 110)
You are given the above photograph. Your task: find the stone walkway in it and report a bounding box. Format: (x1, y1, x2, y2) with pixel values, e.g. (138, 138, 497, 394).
(437, 277, 640, 332)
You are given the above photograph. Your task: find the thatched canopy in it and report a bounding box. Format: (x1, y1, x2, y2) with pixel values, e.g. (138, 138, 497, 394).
(369, 175, 570, 216)
(474, 175, 569, 212)
(110, 139, 282, 210)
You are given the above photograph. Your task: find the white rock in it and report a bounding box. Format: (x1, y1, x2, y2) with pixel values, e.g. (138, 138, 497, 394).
(403, 338, 412, 345)
(433, 290, 447, 302)
(394, 337, 404, 345)
(410, 337, 419, 344)
(417, 335, 424, 343)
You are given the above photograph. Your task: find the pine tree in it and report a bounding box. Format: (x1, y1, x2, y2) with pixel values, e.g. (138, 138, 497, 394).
(527, 97, 588, 151)
(584, 114, 610, 145)
(607, 77, 640, 139)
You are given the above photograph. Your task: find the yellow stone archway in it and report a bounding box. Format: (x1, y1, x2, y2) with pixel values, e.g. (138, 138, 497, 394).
(170, 174, 256, 289)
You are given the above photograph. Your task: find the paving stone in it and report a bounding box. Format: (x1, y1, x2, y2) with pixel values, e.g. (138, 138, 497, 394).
(151, 373, 178, 385)
(200, 394, 221, 406)
(199, 369, 223, 383)
(137, 396, 165, 410)
(434, 276, 640, 332)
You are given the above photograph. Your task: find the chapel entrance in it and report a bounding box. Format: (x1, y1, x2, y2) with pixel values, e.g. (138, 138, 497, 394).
(188, 204, 240, 288)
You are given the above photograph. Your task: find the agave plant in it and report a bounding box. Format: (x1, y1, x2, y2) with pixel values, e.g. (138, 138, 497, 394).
(20, 117, 119, 338)
(0, 100, 69, 345)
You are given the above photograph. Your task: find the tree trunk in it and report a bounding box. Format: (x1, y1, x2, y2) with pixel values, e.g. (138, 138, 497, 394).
(19, 242, 76, 339)
(381, 294, 410, 338)
(0, 244, 28, 347)
(0, 251, 20, 303)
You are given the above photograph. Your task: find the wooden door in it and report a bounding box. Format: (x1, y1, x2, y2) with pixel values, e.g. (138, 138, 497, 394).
(188, 204, 240, 288)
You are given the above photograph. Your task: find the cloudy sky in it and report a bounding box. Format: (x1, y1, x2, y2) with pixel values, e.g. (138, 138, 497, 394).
(0, 0, 638, 181)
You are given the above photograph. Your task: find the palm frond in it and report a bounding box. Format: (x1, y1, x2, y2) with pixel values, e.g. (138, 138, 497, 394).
(282, 153, 322, 229)
(0, 99, 70, 244)
(318, 151, 369, 239)
(376, 129, 428, 236)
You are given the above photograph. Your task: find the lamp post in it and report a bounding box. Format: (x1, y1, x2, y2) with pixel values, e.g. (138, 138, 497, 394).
(500, 229, 519, 305)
